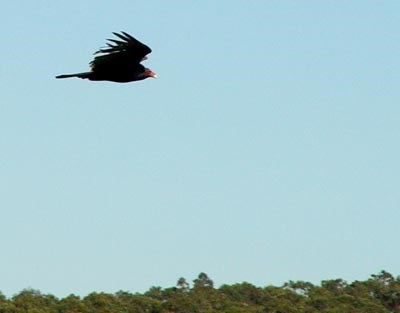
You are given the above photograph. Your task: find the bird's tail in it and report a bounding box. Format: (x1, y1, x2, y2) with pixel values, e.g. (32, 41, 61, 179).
(55, 72, 92, 79)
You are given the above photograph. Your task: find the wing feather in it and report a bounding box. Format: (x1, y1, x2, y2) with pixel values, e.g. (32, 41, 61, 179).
(91, 32, 152, 70)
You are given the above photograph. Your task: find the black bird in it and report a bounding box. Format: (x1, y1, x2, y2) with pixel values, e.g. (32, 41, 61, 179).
(56, 32, 157, 83)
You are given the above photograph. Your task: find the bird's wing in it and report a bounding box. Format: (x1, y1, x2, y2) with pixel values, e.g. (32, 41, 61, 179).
(90, 32, 152, 70)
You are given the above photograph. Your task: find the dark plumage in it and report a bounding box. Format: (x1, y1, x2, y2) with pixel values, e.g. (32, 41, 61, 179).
(56, 32, 156, 83)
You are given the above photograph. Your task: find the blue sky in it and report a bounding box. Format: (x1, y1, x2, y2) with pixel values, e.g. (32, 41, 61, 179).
(1, 1, 399, 297)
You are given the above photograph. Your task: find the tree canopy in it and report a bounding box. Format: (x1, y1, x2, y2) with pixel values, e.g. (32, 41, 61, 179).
(1, 271, 399, 313)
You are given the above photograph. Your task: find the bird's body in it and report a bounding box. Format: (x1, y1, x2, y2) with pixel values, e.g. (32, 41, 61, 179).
(56, 32, 156, 83)
(57, 63, 149, 83)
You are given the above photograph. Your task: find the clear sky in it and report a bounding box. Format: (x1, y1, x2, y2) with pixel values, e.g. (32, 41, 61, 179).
(1, 0, 399, 297)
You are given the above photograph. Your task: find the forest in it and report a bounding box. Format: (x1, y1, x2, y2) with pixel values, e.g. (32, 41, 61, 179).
(1, 271, 399, 313)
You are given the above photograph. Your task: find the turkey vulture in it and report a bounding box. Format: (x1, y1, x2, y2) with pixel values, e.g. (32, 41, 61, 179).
(56, 32, 156, 83)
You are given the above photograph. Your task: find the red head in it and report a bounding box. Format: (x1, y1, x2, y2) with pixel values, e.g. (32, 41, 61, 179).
(144, 68, 157, 79)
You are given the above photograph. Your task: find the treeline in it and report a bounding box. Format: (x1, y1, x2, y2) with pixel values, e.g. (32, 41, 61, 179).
(1, 271, 400, 313)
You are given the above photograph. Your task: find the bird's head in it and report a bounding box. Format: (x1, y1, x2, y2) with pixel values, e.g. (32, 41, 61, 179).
(144, 68, 157, 79)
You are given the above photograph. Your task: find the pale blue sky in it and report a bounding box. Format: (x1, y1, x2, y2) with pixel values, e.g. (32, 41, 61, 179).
(1, 1, 399, 297)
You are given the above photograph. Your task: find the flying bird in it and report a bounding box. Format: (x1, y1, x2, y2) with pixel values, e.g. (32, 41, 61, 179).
(56, 32, 156, 83)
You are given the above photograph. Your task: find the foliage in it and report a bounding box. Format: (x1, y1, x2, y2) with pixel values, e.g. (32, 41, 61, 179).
(1, 271, 399, 313)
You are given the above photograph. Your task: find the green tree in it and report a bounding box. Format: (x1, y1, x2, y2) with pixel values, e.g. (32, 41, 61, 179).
(0, 292, 15, 313)
(83, 292, 120, 313)
(283, 281, 314, 296)
(365, 271, 400, 313)
(262, 286, 304, 313)
(193, 273, 214, 290)
(12, 289, 58, 313)
(220, 282, 265, 305)
(177, 278, 190, 293)
(115, 292, 162, 313)
(58, 294, 88, 313)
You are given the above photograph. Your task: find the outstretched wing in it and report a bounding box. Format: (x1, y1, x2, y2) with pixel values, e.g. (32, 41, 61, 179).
(90, 32, 152, 70)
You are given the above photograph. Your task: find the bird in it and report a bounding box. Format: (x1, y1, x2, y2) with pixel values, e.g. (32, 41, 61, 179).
(56, 32, 157, 83)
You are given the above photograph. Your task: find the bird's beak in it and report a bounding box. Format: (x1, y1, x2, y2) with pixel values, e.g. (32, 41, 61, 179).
(145, 68, 157, 79)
